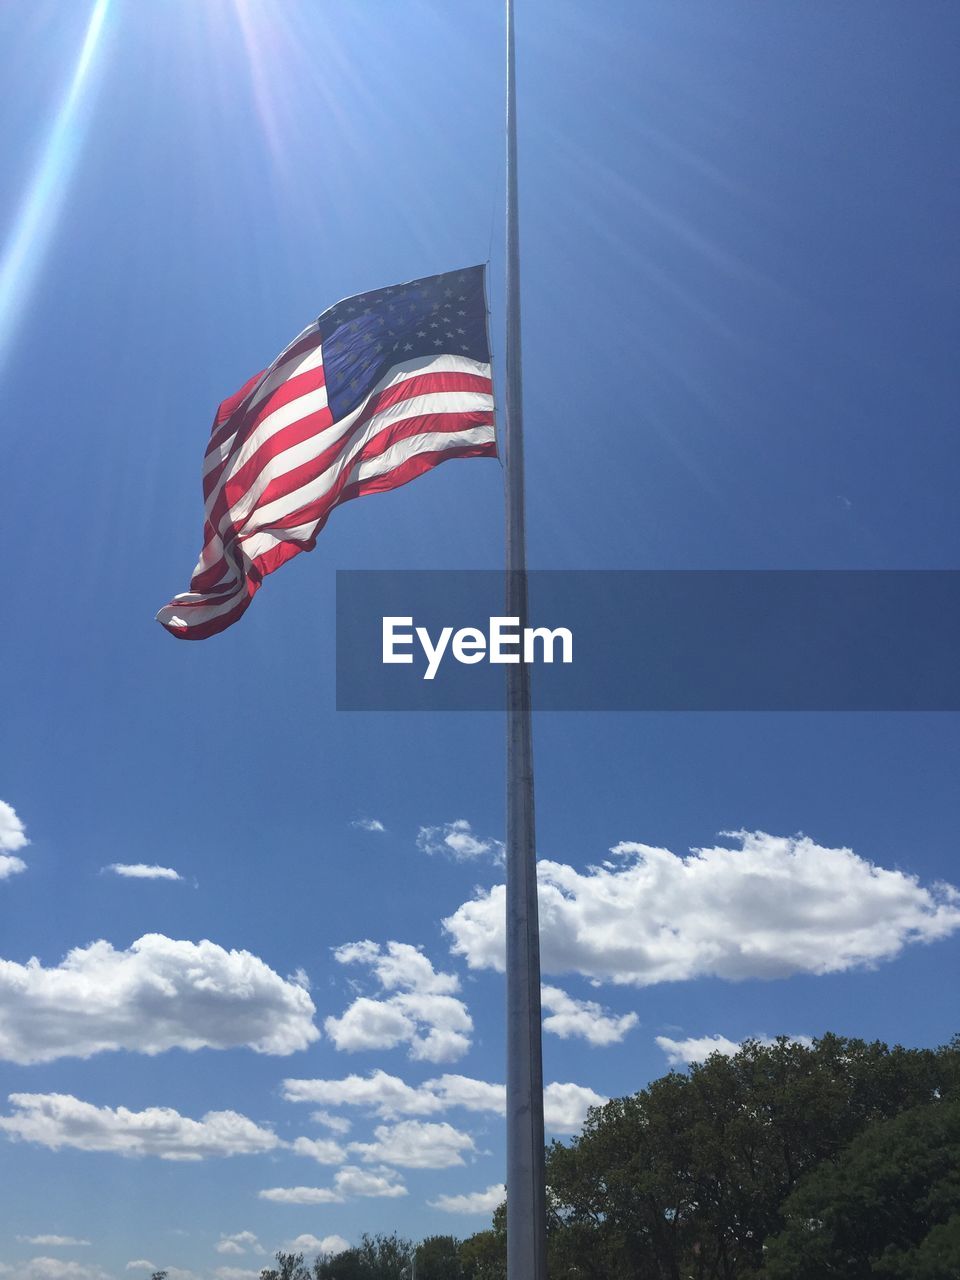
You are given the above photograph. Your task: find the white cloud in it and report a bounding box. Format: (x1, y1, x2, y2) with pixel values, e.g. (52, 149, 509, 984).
(333, 941, 460, 995)
(282, 1070, 604, 1135)
(352, 818, 386, 833)
(333, 1164, 407, 1198)
(540, 985, 638, 1046)
(103, 864, 183, 881)
(309, 1110, 351, 1135)
(444, 832, 960, 985)
(349, 1119, 475, 1169)
(657, 1034, 740, 1064)
(324, 998, 413, 1053)
(17, 1237, 91, 1247)
(260, 1165, 407, 1205)
(543, 1082, 607, 1133)
(394, 995, 472, 1063)
(287, 1235, 350, 1256)
(12, 1263, 110, 1280)
(126, 1265, 198, 1278)
(290, 1135, 347, 1164)
(126, 1262, 197, 1280)
(429, 1183, 505, 1215)
(215, 1232, 264, 1257)
(0, 800, 28, 881)
(417, 819, 503, 862)
(259, 1186, 343, 1205)
(0, 1093, 282, 1160)
(425, 1074, 506, 1115)
(213, 1269, 261, 1280)
(656, 1032, 814, 1067)
(0, 853, 26, 881)
(325, 942, 471, 1063)
(0, 800, 28, 853)
(125, 1269, 197, 1280)
(0, 933, 319, 1063)
(283, 1070, 441, 1117)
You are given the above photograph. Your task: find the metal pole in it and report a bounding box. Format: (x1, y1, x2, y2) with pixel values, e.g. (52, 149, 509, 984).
(504, 1, 547, 1277)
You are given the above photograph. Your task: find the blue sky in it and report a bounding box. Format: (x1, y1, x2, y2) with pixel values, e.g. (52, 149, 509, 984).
(1, 1, 958, 1276)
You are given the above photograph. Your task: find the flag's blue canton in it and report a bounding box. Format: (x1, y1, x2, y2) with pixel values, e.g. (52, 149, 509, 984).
(318, 265, 489, 421)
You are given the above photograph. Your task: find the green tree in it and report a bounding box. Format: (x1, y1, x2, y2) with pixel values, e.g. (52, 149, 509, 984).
(892, 1215, 960, 1280)
(458, 1206, 506, 1280)
(763, 1097, 960, 1279)
(313, 1233, 412, 1280)
(313, 1246, 368, 1280)
(260, 1252, 312, 1280)
(458, 1231, 505, 1280)
(545, 1034, 959, 1280)
(359, 1232, 413, 1278)
(258, 1034, 959, 1280)
(415, 1235, 464, 1279)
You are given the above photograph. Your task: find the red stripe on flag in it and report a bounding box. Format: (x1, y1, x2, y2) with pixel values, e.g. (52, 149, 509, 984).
(214, 369, 266, 427)
(163, 431, 497, 640)
(340, 440, 499, 502)
(222, 409, 495, 549)
(247, 440, 498, 582)
(157, 278, 495, 641)
(211, 404, 338, 529)
(206, 374, 491, 545)
(160, 591, 253, 641)
(205, 333, 324, 454)
(204, 364, 329, 496)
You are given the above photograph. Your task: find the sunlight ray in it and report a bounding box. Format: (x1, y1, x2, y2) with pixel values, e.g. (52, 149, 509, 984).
(0, 0, 112, 373)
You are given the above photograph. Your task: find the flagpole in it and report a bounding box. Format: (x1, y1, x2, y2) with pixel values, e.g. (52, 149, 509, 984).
(504, 1, 547, 1277)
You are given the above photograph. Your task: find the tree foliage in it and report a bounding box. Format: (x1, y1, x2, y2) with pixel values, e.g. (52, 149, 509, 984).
(158, 1033, 958, 1280)
(312, 1233, 413, 1279)
(260, 1252, 312, 1280)
(763, 1096, 960, 1279)
(415, 1234, 465, 1279)
(457, 1225, 506, 1280)
(542, 1033, 958, 1279)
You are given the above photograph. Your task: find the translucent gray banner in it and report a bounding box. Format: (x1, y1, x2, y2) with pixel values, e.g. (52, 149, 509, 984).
(336, 570, 960, 711)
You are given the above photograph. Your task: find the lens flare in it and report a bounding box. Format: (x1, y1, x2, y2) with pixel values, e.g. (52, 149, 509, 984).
(0, 0, 112, 373)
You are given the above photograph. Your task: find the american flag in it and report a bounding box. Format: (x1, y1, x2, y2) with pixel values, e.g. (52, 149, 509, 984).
(156, 265, 496, 640)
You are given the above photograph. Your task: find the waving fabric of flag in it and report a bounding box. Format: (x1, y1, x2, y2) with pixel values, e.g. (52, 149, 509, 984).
(156, 265, 496, 639)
